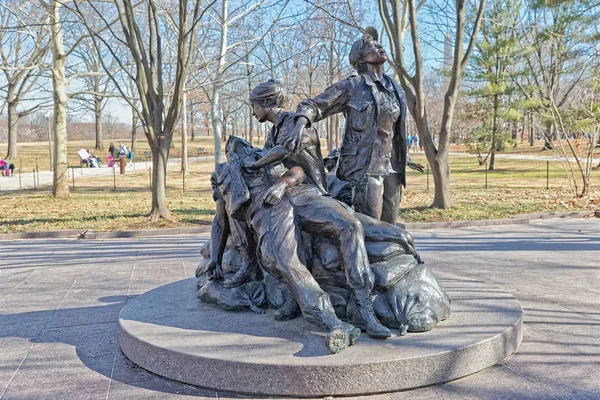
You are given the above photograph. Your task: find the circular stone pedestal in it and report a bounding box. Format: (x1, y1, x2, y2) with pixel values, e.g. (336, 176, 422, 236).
(119, 276, 523, 397)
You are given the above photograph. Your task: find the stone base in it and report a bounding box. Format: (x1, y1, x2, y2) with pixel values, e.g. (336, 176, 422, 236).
(119, 276, 522, 397)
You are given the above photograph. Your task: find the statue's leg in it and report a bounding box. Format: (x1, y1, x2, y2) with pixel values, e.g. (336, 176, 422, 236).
(352, 176, 384, 220)
(354, 212, 418, 257)
(260, 220, 360, 353)
(290, 193, 391, 339)
(381, 173, 403, 225)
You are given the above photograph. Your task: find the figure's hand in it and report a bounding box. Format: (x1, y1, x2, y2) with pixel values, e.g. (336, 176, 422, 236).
(206, 260, 223, 281)
(263, 182, 287, 207)
(408, 161, 425, 173)
(281, 117, 307, 152)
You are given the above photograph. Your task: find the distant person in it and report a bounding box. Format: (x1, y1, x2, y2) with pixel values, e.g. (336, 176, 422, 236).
(0, 159, 15, 176)
(126, 148, 135, 167)
(118, 143, 127, 157)
(87, 150, 101, 168)
(108, 142, 115, 157)
(412, 134, 420, 152)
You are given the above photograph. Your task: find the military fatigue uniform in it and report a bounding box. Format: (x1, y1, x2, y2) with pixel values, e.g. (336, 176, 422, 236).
(297, 72, 408, 224)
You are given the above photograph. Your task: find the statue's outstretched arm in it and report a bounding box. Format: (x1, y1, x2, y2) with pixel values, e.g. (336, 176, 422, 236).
(207, 199, 229, 280)
(249, 145, 289, 170)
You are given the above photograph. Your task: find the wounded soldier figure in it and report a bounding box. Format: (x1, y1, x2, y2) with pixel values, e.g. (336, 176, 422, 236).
(196, 136, 451, 353)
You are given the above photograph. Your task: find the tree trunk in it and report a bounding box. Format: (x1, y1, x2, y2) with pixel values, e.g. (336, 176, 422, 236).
(431, 97, 454, 209)
(249, 107, 254, 145)
(181, 90, 188, 174)
(130, 112, 137, 154)
(334, 114, 339, 148)
(529, 113, 534, 146)
(94, 93, 104, 150)
(149, 140, 171, 221)
(431, 154, 451, 208)
(190, 102, 195, 141)
(542, 121, 554, 150)
(414, 101, 452, 209)
(210, 0, 228, 166)
(50, 0, 70, 198)
(326, 117, 333, 151)
(245, 55, 254, 145)
(489, 94, 498, 170)
(6, 101, 18, 159)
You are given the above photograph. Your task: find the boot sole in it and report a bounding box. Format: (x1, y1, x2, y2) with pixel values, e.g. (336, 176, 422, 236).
(326, 327, 361, 354)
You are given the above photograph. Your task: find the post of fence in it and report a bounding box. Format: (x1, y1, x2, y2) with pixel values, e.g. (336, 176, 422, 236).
(546, 160, 549, 190)
(33, 169, 37, 190)
(72, 167, 75, 188)
(484, 161, 488, 189)
(183, 171, 186, 192)
(426, 162, 429, 191)
(113, 167, 116, 191)
(19, 159, 22, 191)
(35, 158, 39, 186)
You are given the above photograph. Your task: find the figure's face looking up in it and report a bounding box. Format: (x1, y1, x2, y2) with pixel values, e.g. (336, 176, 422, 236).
(362, 40, 388, 65)
(251, 102, 269, 123)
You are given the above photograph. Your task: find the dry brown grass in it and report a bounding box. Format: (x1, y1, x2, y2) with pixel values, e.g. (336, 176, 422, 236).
(1, 150, 598, 234)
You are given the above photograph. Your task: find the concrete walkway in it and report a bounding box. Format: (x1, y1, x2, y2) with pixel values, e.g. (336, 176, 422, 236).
(0, 219, 599, 399)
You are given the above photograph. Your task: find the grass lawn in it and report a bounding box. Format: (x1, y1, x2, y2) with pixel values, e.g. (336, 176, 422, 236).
(1, 141, 599, 234)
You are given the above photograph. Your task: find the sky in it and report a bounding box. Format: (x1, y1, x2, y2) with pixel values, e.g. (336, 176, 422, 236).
(1, 0, 452, 127)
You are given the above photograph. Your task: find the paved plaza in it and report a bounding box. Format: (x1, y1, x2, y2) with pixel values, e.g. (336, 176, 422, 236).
(0, 218, 599, 399)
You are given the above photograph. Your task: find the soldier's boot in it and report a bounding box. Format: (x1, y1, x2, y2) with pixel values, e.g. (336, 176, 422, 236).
(314, 309, 361, 354)
(353, 288, 391, 339)
(274, 292, 301, 321)
(325, 321, 361, 354)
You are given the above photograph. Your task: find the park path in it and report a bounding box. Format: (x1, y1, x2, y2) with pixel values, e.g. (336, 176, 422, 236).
(0, 219, 598, 399)
(0, 155, 214, 192)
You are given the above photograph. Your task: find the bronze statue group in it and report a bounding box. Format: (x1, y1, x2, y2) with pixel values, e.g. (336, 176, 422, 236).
(196, 28, 451, 354)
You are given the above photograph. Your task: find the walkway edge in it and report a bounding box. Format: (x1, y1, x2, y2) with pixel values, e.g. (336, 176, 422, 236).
(0, 211, 596, 241)
(399, 210, 596, 230)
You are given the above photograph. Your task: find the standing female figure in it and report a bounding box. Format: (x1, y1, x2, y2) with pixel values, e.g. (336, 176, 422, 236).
(289, 28, 408, 224)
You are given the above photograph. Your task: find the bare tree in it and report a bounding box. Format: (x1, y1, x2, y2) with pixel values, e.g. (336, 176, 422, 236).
(74, 0, 215, 219)
(70, 33, 119, 151)
(181, 87, 189, 174)
(379, 0, 486, 208)
(0, 0, 50, 159)
(46, 0, 71, 198)
(199, 0, 289, 165)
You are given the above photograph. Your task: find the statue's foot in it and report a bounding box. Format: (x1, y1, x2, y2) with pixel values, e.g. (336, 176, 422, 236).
(364, 321, 392, 339)
(325, 322, 361, 354)
(353, 289, 392, 339)
(274, 295, 300, 321)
